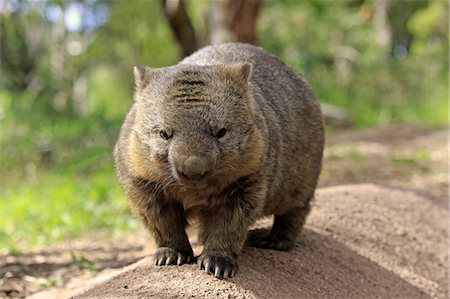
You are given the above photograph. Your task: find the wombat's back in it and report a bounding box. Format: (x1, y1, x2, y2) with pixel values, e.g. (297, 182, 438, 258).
(182, 43, 324, 214)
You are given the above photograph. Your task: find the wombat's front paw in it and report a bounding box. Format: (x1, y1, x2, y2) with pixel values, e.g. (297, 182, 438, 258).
(154, 247, 194, 266)
(197, 254, 237, 279)
(247, 228, 295, 251)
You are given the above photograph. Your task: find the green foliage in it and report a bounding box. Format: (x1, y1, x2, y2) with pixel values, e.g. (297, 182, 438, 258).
(260, 0, 448, 126)
(0, 9, 47, 90)
(0, 90, 138, 250)
(75, 0, 179, 118)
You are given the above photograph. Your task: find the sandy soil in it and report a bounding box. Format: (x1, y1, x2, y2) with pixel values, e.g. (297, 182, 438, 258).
(1, 124, 448, 298)
(74, 184, 448, 298)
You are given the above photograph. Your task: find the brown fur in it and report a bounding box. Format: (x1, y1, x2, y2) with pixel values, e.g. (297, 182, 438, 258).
(114, 43, 324, 278)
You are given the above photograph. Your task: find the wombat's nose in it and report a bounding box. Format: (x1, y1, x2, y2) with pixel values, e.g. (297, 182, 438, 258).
(180, 155, 208, 179)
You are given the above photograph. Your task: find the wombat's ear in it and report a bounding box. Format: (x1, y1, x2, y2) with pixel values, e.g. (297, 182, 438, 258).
(223, 63, 253, 87)
(133, 65, 156, 89)
(238, 62, 253, 82)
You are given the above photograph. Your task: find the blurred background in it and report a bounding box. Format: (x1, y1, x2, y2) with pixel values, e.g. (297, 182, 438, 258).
(0, 0, 448, 253)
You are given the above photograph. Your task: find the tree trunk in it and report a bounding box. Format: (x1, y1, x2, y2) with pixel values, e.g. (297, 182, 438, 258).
(161, 0, 198, 58)
(210, 0, 262, 45)
(373, 0, 391, 48)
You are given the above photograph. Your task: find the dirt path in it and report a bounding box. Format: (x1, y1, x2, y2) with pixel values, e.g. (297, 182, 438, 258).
(67, 185, 450, 298)
(1, 124, 448, 298)
(320, 124, 448, 200)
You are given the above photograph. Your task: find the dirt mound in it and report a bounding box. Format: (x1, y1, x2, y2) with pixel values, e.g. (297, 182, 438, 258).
(72, 184, 448, 299)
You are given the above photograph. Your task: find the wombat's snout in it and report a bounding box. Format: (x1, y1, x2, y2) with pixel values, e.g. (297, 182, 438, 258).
(177, 155, 209, 180)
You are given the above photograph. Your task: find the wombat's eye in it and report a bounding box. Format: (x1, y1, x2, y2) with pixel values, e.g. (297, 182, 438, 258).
(216, 128, 227, 139)
(159, 130, 171, 140)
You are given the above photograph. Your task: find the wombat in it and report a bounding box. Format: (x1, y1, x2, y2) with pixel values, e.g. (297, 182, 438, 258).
(114, 43, 324, 279)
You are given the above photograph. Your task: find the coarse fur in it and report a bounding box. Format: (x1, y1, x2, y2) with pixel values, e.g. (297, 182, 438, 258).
(114, 43, 324, 279)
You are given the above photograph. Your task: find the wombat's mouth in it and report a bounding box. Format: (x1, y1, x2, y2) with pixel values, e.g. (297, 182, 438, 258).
(176, 180, 210, 191)
(173, 169, 212, 190)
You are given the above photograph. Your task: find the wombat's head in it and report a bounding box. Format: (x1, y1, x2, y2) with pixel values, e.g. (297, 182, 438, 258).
(128, 63, 265, 190)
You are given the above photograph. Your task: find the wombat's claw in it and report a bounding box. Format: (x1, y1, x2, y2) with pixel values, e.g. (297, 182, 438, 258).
(197, 254, 236, 279)
(154, 247, 194, 266)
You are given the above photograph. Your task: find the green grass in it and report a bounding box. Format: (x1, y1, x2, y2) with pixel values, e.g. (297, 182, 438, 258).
(391, 149, 433, 173)
(0, 90, 139, 252)
(0, 161, 139, 252)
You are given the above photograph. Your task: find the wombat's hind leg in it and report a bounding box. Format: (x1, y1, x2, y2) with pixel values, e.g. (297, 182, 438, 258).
(247, 203, 310, 251)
